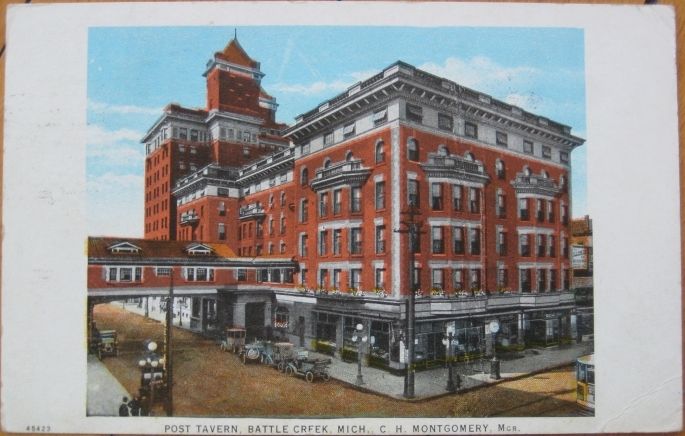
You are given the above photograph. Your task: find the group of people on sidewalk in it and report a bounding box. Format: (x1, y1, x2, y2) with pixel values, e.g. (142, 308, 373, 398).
(118, 395, 150, 416)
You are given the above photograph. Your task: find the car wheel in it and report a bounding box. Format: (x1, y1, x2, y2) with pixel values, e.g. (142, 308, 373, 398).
(305, 371, 314, 383)
(285, 366, 294, 376)
(277, 362, 285, 372)
(322, 372, 331, 382)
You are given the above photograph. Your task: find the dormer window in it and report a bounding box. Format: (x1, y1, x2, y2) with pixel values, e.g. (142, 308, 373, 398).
(373, 107, 387, 125)
(108, 242, 142, 254)
(343, 123, 355, 138)
(185, 243, 213, 256)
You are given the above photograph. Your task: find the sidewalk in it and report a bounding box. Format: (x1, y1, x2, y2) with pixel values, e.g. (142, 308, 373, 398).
(87, 354, 131, 416)
(310, 341, 593, 400)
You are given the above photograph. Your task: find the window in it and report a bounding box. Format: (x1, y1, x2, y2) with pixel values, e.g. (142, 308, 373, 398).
(496, 131, 508, 147)
(560, 175, 567, 193)
(519, 198, 530, 220)
(560, 151, 569, 163)
(465, 122, 478, 138)
(343, 123, 355, 138)
(301, 143, 310, 155)
(437, 144, 448, 156)
(350, 228, 362, 254)
(319, 269, 328, 288)
(332, 269, 341, 289)
(452, 185, 462, 211)
(518, 140, 533, 155)
(550, 269, 558, 291)
(300, 199, 308, 223)
(537, 269, 547, 292)
(497, 192, 506, 218)
(300, 234, 308, 257)
(329, 189, 342, 215)
(406, 103, 423, 123)
(186, 267, 214, 282)
(375, 268, 386, 289)
(218, 223, 226, 240)
(373, 107, 388, 125)
(537, 199, 545, 222)
(237, 269, 247, 281)
(300, 268, 308, 285)
(520, 234, 530, 257)
(319, 193, 329, 217)
(537, 234, 546, 257)
(408, 179, 420, 207)
(333, 229, 342, 255)
(300, 167, 309, 186)
(156, 267, 171, 277)
(269, 218, 275, 236)
(410, 227, 421, 253)
(453, 269, 464, 291)
(438, 113, 453, 131)
(407, 138, 419, 161)
(496, 160, 505, 179)
(280, 192, 286, 206)
(542, 145, 552, 159)
(548, 200, 555, 222)
(453, 226, 464, 254)
(469, 187, 480, 213)
(218, 202, 226, 216)
(470, 228, 481, 255)
(280, 216, 286, 235)
(549, 235, 556, 257)
(376, 182, 386, 210)
(497, 230, 507, 255)
(470, 269, 481, 290)
(375, 225, 385, 254)
(431, 183, 443, 210)
(318, 230, 328, 256)
(350, 187, 362, 213)
(432, 226, 444, 254)
(431, 269, 444, 290)
(179, 128, 188, 140)
(497, 268, 508, 289)
(323, 131, 334, 146)
(562, 204, 569, 225)
(350, 269, 362, 289)
(268, 243, 274, 255)
(563, 237, 569, 258)
(520, 269, 532, 292)
(375, 141, 385, 163)
(563, 269, 570, 290)
(107, 266, 143, 282)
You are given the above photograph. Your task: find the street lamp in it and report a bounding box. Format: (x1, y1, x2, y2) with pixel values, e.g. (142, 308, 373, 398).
(138, 340, 163, 415)
(441, 331, 458, 392)
(489, 320, 501, 380)
(351, 323, 367, 386)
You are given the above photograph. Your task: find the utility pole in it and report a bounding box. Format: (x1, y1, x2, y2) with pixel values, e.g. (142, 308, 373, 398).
(165, 268, 174, 416)
(395, 203, 423, 399)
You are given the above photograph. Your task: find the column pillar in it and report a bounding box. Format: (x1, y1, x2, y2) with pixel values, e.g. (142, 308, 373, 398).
(518, 312, 527, 347)
(334, 316, 344, 358)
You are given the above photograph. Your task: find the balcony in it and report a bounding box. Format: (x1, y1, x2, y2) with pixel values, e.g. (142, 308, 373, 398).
(310, 159, 371, 191)
(421, 153, 489, 184)
(179, 212, 199, 226)
(239, 205, 265, 221)
(511, 172, 560, 197)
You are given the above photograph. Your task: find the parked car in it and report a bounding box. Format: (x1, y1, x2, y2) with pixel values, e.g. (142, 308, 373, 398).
(220, 328, 246, 353)
(96, 329, 119, 360)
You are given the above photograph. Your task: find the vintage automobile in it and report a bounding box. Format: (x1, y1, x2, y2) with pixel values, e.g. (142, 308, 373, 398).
(220, 328, 246, 353)
(239, 341, 266, 364)
(285, 356, 332, 383)
(260, 342, 295, 371)
(95, 329, 119, 360)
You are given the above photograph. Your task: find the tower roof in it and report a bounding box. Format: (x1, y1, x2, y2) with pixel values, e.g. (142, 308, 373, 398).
(215, 38, 259, 69)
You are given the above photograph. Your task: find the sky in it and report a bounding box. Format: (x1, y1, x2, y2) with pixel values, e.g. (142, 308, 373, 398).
(87, 26, 586, 238)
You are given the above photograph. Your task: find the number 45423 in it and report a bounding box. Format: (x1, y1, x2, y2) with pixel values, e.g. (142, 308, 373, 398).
(26, 425, 51, 432)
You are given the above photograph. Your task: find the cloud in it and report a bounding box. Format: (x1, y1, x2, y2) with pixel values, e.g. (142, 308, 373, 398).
(271, 69, 379, 96)
(419, 56, 539, 93)
(88, 99, 161, 116)
(87, 124, 145, 166)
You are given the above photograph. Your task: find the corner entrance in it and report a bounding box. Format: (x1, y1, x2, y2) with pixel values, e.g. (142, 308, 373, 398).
(245, 302, 266, 341)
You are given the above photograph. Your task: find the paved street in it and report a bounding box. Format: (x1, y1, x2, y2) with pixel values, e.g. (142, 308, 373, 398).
(86, 354, 131, 416)
(89, 303, 590, 417)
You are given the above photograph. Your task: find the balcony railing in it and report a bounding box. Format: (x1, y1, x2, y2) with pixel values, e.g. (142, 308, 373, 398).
(310, 159, 371, 191)
(512, 173, 561, 196)
(179, 212, 199, 226)
(421, 153, 489, 184)
(239, 205, 265, 220)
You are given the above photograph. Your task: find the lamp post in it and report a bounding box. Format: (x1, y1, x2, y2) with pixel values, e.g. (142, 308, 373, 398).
(489, 320, 501, 380)
(164, 268, 174, 416)
(351, 323, 367, 386)
(138, 340, 163, 416)
(442, 331, 457, 392)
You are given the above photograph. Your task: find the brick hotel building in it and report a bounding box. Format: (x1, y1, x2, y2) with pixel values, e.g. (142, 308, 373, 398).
(88, 37, 590, 369)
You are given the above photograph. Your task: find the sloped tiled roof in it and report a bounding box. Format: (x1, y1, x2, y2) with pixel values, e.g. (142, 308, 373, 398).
(215, 38, 259, 69)
(88, 237, 237, 260)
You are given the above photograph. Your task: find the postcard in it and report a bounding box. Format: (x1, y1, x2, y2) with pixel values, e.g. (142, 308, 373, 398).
(1, 1, 681, 434)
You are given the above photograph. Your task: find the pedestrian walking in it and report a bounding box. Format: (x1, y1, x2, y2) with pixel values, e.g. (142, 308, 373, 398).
(128, 395, 141, 416)
(118, 397, 129, 417)
(139, 394, 150, 416)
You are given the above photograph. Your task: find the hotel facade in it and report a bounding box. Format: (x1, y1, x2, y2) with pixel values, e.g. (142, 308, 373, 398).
(88, 38, 590, 370)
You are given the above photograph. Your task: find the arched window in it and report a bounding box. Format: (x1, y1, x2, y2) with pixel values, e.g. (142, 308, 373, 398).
(496, 160, 505, 179)
(323, 158, 332, 169)
(300, 167, 309, 186)
(345, 151, 354, 162)
(407, 138, 419, 161)
(560, 175, 567, 192)
(523, 166, 531, 177)
(541, 170, 549, 179)
(437, 144, 449, 156)
(465, 152, 474, 162)
(375, 140, 385, 163)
